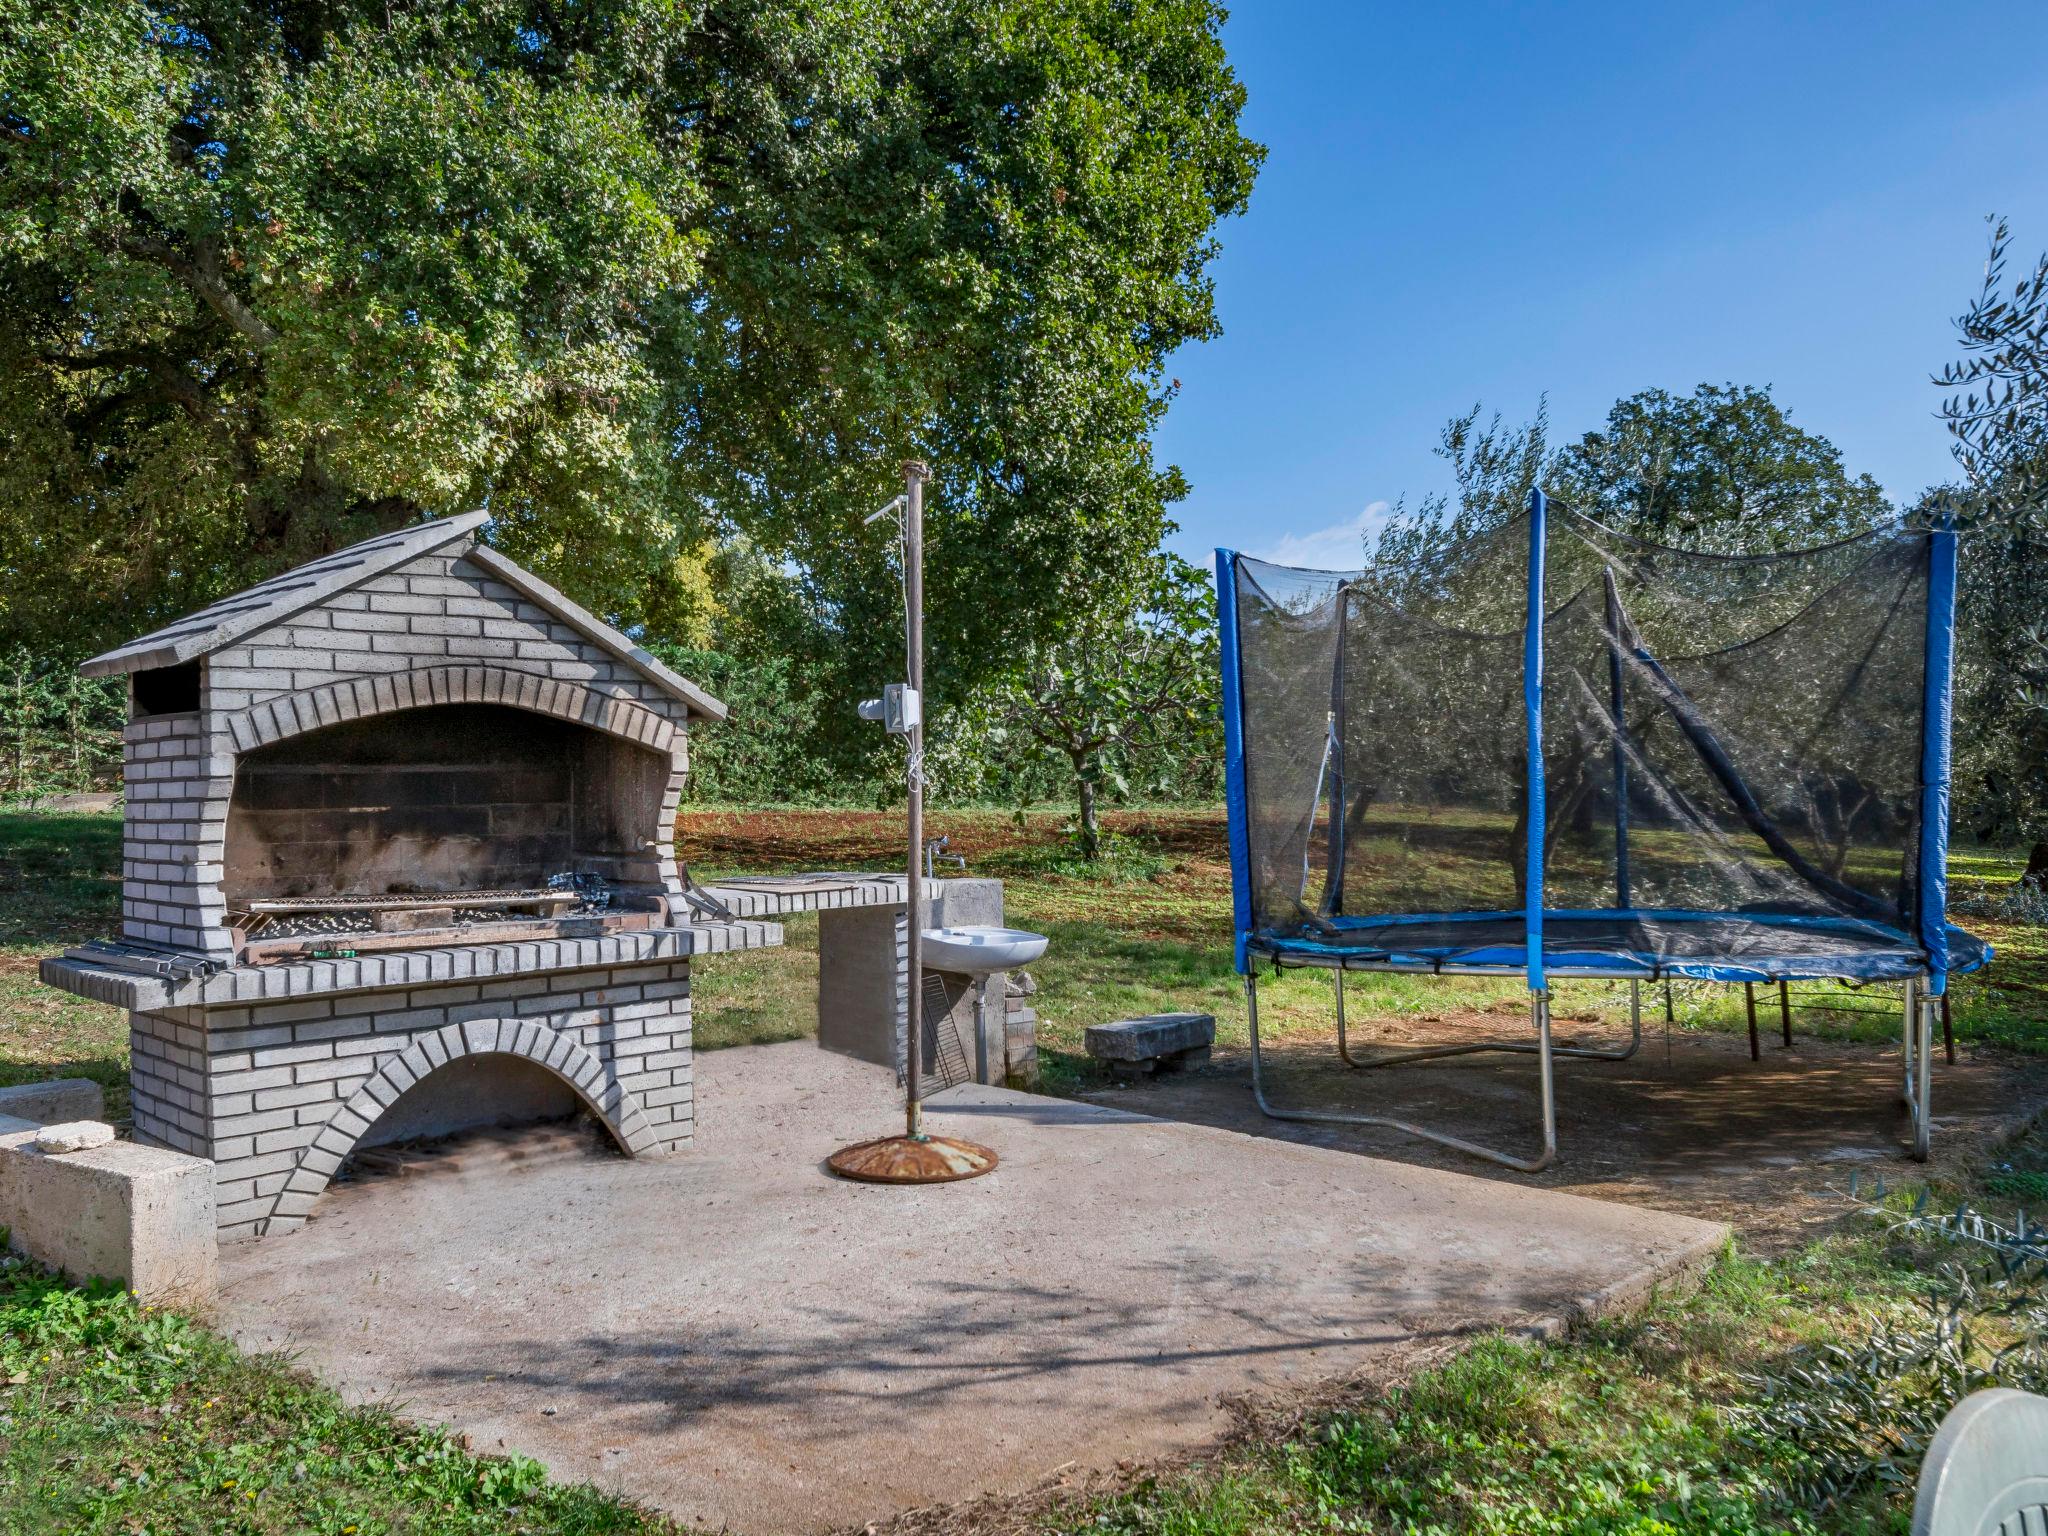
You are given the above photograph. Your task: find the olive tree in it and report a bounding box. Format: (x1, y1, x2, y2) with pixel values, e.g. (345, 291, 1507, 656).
(976, 551, 1218, 857)
(1936, 220, 2048, 887)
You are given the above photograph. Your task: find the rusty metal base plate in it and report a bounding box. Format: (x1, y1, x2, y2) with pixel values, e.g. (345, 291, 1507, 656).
(825, 1134, 997, 1184)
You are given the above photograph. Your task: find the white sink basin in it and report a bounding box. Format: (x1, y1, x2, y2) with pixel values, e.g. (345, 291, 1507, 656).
(920, 926, 1048, 975)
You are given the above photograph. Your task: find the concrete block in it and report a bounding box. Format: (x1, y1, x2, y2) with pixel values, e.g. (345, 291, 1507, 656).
(928, 878, 1005, 930)
(1084, 1012, 1216, 1065)
(34, 1121, 116, 1154)
(0, 1129, 216, 1304)
(817, 905, 908, 1072)
(0, 1079, 104, 1125)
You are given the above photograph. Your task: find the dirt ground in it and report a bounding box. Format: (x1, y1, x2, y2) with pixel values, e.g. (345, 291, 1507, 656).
(1084, 1008, 2048, 1250)
(678, 807, 1227, 874)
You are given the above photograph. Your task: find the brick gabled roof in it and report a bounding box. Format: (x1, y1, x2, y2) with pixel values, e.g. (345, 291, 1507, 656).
(79, 511, 726, 720)
(81, 514, 491, 678)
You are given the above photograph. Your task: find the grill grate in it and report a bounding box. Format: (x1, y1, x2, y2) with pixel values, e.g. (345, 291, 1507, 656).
(918, 973, 973, 1090)
(245, 888, 571, 915)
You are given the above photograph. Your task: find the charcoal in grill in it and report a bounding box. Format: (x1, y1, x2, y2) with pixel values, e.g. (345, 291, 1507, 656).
(547, 870, 613, 911)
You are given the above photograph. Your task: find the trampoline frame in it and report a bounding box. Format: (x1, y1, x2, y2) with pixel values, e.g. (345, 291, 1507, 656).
(1245, 969, 1643, 1174)
(1246, 970, 1560, 1171)
(1217, 490, 1967, 1167)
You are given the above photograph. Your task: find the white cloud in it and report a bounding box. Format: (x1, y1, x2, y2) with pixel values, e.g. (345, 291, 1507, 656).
(1246, 501, 1392, 570)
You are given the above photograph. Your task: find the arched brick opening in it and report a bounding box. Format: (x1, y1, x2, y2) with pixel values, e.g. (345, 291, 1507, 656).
(217, 690, 692, 942)
(263, 1018, 660, 1235)
(222, 664, 682, 756)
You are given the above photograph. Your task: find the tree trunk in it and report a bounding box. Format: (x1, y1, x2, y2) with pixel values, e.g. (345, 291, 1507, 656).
(1073, 759, 1101, 859)
(2023, 841, 2048, 892)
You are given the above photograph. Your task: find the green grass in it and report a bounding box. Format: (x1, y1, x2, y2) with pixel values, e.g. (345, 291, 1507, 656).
(1062, 1175, 2032, 1536)
(3, 807, 2047, 1533)
(0, 1265, 672, 1535)
(0, 812, 130, 1118)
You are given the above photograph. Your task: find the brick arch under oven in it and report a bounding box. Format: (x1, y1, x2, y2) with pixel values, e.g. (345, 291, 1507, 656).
(263, 1017, 662, 1235)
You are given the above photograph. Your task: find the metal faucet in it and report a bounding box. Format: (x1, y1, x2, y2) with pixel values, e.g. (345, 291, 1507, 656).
(923, 835, 966, 879)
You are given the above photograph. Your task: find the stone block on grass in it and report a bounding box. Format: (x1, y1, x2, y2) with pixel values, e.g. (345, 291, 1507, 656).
(1084, 1013, 1216, 1078)
(0, 1078, 105, 1126)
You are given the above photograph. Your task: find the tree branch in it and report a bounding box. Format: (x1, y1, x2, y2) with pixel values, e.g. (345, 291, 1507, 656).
(119, 232, 279, 348)
(43, 347, 215, 425)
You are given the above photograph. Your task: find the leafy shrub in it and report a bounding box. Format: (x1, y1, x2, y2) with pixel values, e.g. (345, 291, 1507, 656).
(0, 648, 123, 804)
(1955, 878, 2048, 927)
(1737, 1178, 2048, 1512)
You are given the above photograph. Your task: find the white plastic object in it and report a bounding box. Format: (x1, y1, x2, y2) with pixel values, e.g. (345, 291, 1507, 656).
(856, 684, 920, 734)
(920, 926, 1049, 975)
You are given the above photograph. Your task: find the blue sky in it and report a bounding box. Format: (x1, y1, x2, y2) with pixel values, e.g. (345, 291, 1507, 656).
(1157, 2, 2048, 570)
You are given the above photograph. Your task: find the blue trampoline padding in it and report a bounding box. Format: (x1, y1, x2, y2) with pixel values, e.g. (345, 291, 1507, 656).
(1215, 548, 1255, 974)
(1917, 523, 1960, 993)
(1522, 488, 1548, 990)
(1246, 908, 1992, 984)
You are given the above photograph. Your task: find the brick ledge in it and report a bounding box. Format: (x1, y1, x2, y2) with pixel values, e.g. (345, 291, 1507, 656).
(41, 920, 782, 1013)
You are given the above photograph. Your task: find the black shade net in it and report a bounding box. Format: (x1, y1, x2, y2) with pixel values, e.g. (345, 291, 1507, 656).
(1227, 506, 1982, 981)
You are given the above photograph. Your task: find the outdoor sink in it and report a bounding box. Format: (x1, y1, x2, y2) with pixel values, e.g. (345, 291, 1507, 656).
(920, 926, 1048, 975)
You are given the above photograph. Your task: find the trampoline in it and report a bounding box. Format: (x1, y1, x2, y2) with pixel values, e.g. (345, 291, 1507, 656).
(1216, 492, 1990, 1171)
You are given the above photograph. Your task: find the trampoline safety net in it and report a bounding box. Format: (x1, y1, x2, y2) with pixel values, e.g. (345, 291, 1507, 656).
(1217, 499, 1988, 985)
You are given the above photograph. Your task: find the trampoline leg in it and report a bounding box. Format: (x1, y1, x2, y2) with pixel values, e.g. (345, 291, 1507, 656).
(1244, 971, 1557, 1173)
(1779, 981, 1792, 1048)
(1578, 979, 1647, 1063)
(1910, 990, 1934, 1162)
(1334, 969, 1353, 1065)
(1942, 990, 1955, 1066)
(1745, 984, 1759, 1062)
(1900, 978, 1918, 1108)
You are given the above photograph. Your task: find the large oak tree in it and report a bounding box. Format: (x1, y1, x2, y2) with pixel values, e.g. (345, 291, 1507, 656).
(0, 0, 1260, 696)
(1548, 383, 1891, 551)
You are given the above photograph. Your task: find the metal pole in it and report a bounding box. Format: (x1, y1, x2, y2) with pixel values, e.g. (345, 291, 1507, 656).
(1334, 967, 1347, 1060)
(903, 460, 927, 1139)
(972, 979, 990, 1085)
(824, 461, 994, 1186)
(1603, 568, 1631, 909)
(1745, 982, 1759, 1062)
(1901, 977, 1918, 1108)
(1779, 980, 1792, 1048)
(1913, 991, 1933, 1161)
(1522, 487, 1548, 994)
(1324, 589, 1349, 914)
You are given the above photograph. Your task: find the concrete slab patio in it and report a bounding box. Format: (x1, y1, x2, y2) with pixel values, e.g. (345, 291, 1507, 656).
(216, 1041, 1725, 1534)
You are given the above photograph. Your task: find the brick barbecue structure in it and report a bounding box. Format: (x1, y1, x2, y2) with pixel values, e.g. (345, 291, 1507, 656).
(39, 513, 786, 1238)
